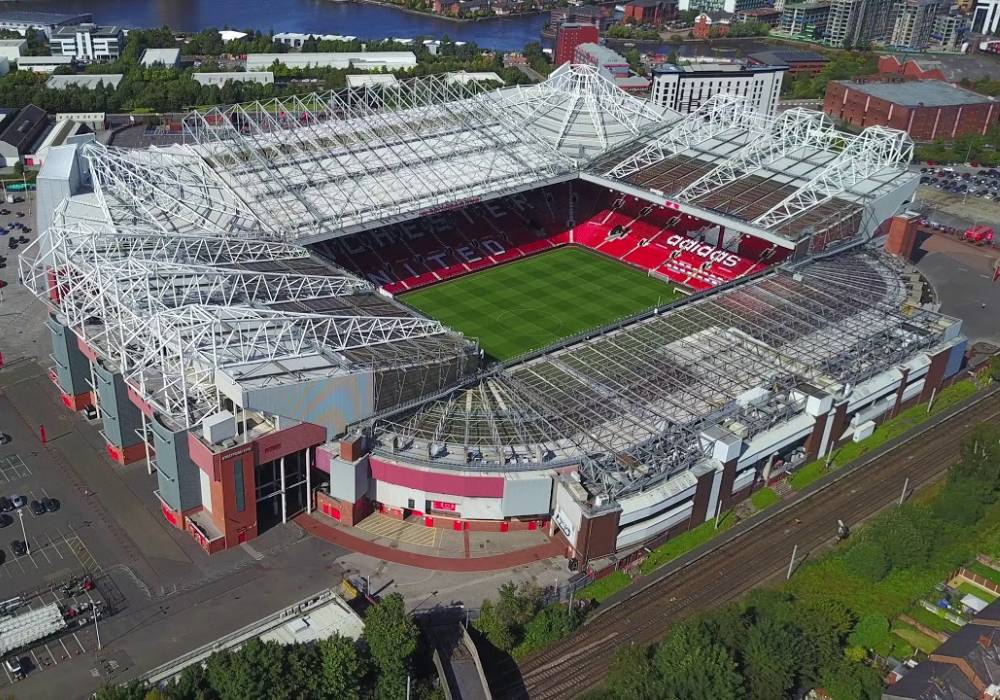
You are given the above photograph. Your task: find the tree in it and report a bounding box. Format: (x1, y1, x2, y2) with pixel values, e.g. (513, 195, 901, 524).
(604, 645, 661, 700)
(843, 538, 890, 582)
(738, 618, 799, 700)
(819, 658, 883, 700)
(847, 614, 890, 651)
(933, 476, 989, 525)
(318, 634, 365, 699)
(204, 638, 288, 700)
(515, 604, 584, 659)
(363, 593, 419, 689)
(654, 619, 744, 700)
(474, 581, 541, 653)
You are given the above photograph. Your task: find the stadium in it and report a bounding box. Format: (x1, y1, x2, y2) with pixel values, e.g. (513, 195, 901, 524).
(22, 64, 967, 561)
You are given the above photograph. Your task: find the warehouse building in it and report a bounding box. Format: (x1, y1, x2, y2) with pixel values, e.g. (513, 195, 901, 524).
(246, 52, 417, 71)
(824, 78, 999, 140)
(140, 48, 181, 68)
(0, 104, 48, 166)
(193, 72, 275, 87)
(747, 49, 829, 77)
(46, 74, 123, 90)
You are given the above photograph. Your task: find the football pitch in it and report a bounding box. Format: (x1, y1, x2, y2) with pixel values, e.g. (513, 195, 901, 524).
(401, 247, 683, 360)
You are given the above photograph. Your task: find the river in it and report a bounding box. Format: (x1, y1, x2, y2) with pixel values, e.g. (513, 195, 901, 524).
(6, 0, 781, 56)
(5, 0, 549, 50)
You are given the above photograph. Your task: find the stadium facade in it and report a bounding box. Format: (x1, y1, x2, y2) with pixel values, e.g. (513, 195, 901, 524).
(23, 65, 966, 561)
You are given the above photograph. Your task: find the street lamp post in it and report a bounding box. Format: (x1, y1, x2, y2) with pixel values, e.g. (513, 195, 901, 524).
(17, 508, 28, 555)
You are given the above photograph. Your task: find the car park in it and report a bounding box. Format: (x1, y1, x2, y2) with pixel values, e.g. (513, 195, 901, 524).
(0, 498, 10, 513)
(0, 514, 10, 528)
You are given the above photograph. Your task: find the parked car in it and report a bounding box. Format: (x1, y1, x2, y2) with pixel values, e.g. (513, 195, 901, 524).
(0, 514, 11, 528)
(10, 540, 26, 557)
(10, 495, 26, 509)
(3, 656, 24, 680)
(41, 497, 59, 513)
(28, 500, 44, 516)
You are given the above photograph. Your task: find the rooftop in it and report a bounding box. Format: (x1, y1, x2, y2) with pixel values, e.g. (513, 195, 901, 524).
(52, 24, 121, 38)
(575, 42, 628, 64)
(838, 79, 994, 107)
(0, 11, 92, 24)
(140, 48, 181, 65)
(17, 55, 74, 64)
(46, 74, 123, 90)
(748, 49, 829, 65)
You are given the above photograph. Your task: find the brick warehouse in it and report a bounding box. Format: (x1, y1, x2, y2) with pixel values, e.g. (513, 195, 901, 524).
(824, 78, 999, 141)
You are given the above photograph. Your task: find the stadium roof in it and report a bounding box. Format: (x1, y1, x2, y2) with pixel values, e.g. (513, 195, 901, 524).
(22, 215, 474, 429)
(375, 251, 955, 499)
(84, 64, 673, 244)
(586, 95, 915, 247)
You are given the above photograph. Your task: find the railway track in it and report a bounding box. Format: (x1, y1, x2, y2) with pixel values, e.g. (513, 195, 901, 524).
(502, 391, 1000, 700)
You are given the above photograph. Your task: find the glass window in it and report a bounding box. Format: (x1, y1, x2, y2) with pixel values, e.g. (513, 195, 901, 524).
(234, 458, 245, 513)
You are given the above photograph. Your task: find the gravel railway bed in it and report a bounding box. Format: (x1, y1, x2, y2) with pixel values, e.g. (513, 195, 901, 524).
(501, 390, 1000, 700)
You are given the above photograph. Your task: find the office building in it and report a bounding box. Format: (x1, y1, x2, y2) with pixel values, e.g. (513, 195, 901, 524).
(651, 62, 786, 115)
(245, 52, 417, 71)
(549, 5, 614, 31)
(973, 0, 1000, 34)
(554, 23, 599, 66)
(623, 0, 678, 25)
(679, 0, 776, 12)
(929, 11, 970, 51)
(888, 0, 945, 50)
(50, 24, 124, 62)
(779, 1, 832, 38)
(825, 0, 893, 48)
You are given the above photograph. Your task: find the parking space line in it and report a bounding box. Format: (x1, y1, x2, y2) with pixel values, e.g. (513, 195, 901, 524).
(72, 632, 85, 654)
(44, 643, 57, 665)
(1, 662, 10, 684)
(58, 638, 71, 660)
(30, 648, 41, 669)
(47, 534, 64, 560)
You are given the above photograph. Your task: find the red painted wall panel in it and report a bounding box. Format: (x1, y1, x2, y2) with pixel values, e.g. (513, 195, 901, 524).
(370, 457, 505, 498)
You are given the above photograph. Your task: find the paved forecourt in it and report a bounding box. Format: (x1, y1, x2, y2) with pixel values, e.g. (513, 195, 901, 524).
(402, 246, 681, 360)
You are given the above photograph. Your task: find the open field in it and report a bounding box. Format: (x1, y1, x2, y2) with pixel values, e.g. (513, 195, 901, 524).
(402, 247, 681, 360)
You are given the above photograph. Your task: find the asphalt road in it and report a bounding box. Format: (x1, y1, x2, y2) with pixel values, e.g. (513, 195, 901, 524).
(502, 387, 1000, 700)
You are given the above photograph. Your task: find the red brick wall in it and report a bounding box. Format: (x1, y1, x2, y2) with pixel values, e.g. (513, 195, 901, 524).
(825, 82, 1000, 140)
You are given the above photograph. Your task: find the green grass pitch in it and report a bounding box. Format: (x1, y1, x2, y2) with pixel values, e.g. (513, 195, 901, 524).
(401, 247, 683, 360)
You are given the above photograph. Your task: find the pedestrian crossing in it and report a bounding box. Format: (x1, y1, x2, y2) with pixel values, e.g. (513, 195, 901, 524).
(355, 513, 438, 548)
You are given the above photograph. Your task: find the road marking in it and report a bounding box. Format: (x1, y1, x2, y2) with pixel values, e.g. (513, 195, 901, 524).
(240, 542, 264, 561)
(44, 643, 57, 665)
(30, 648, 41, 669)
(58, 638, 71, 660)
(72, 632, 85, 654)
